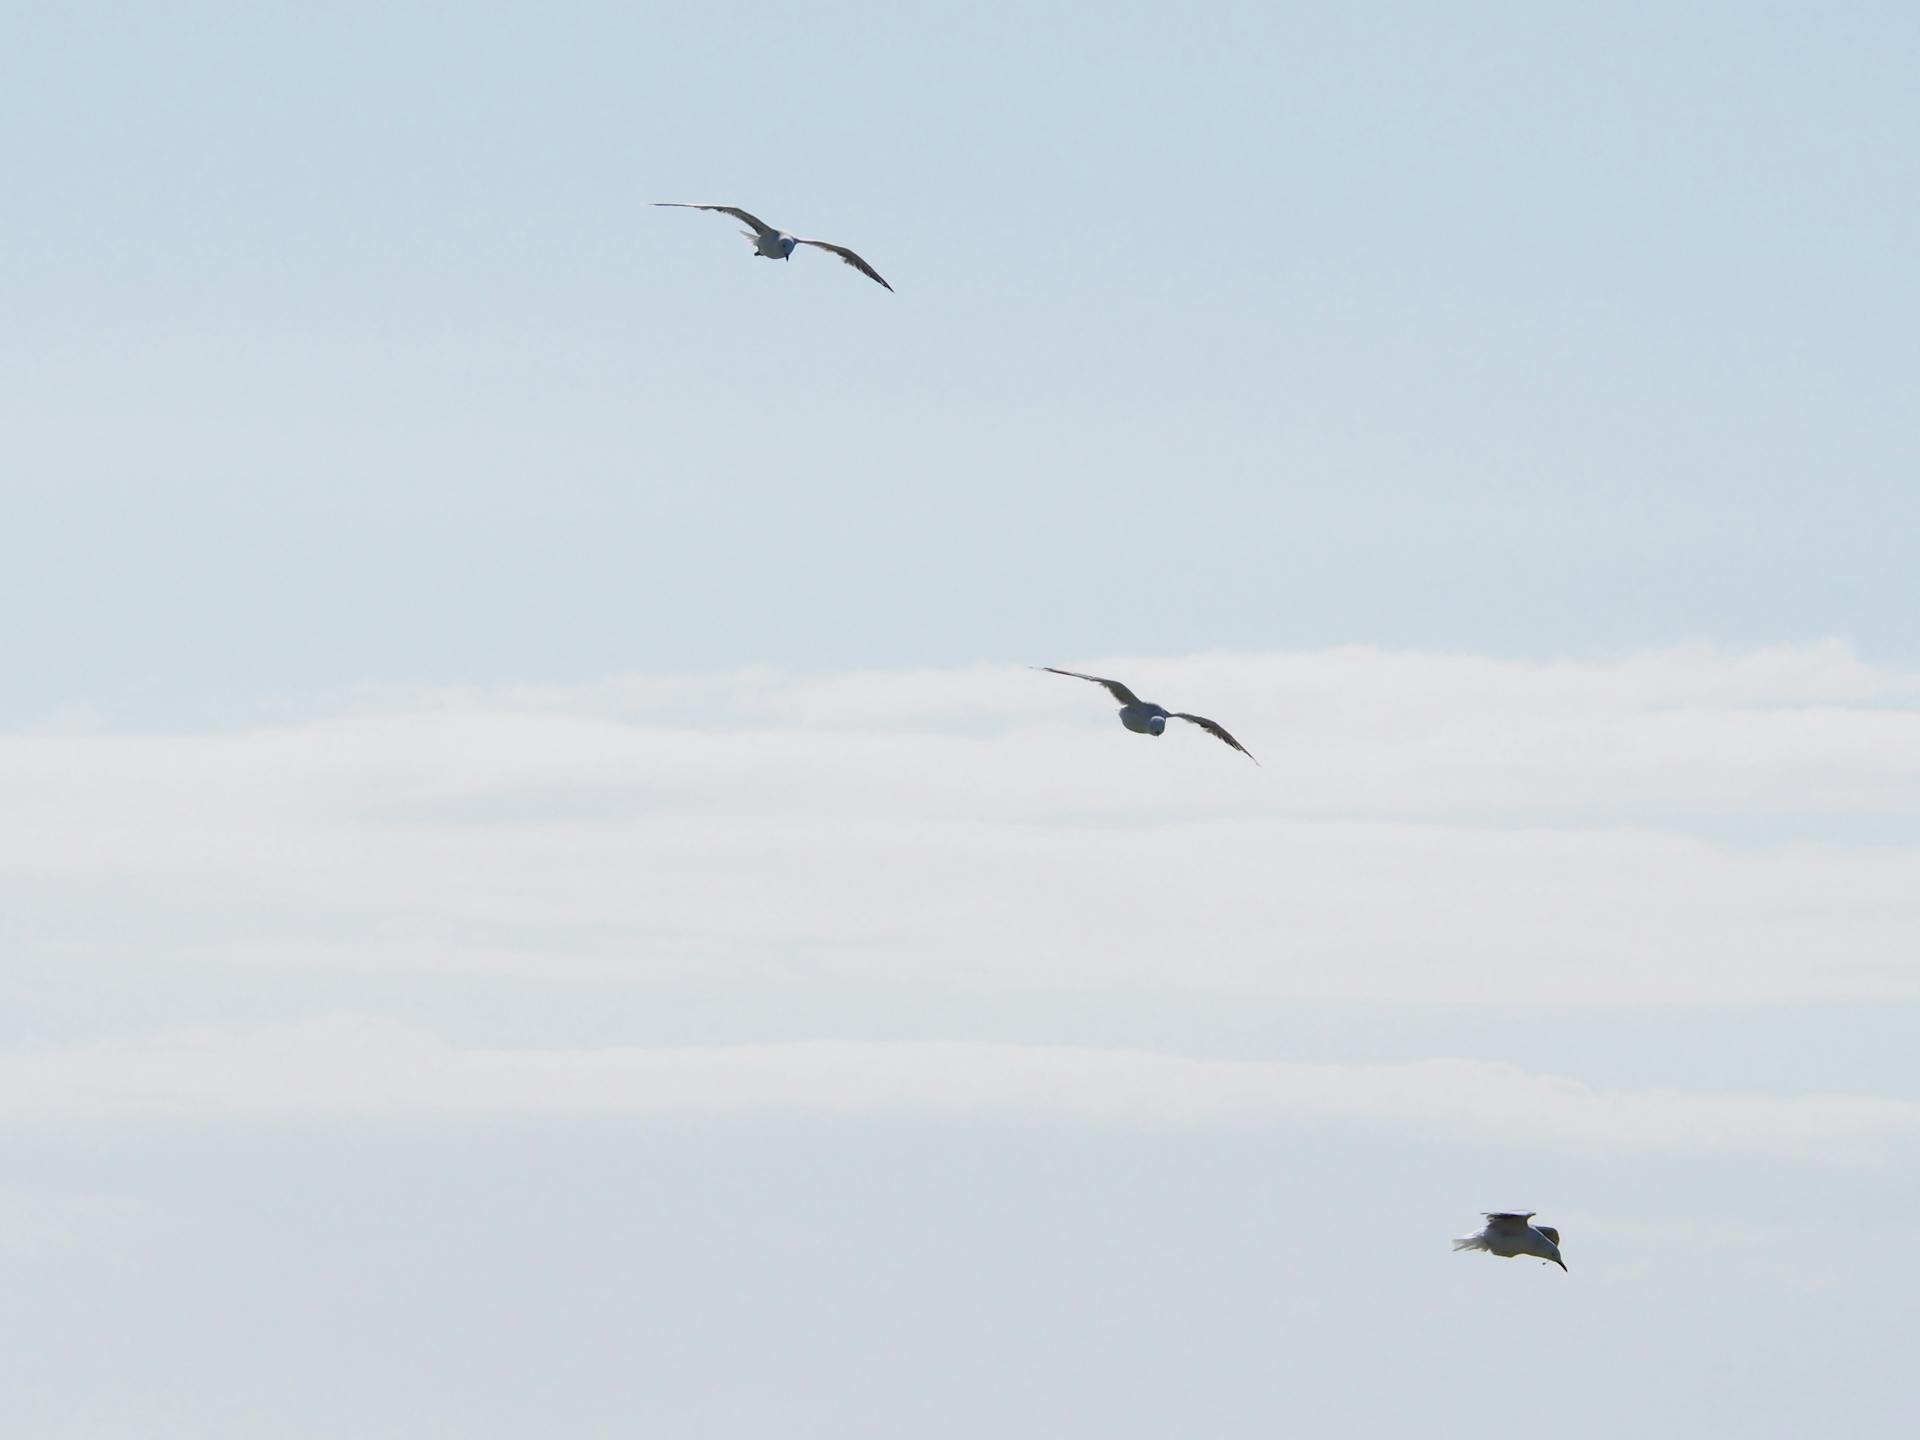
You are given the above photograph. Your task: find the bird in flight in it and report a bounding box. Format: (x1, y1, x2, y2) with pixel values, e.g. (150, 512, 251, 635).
(1453, 1213, 1567, 1271)
(1038, 667, 1257, 763)
(655, 204, 893, 291)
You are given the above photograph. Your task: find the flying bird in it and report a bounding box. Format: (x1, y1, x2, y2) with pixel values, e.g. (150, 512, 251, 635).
(1038, 667, 1257, 763)
(655, 204, 893, 291)
(1453, 1213, 1567, 1271)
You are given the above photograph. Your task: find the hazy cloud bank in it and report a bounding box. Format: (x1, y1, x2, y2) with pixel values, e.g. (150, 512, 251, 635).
(6, 645, 1918, 1007)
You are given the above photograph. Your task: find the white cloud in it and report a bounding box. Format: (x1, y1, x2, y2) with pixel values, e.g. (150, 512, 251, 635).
(6, 1016, 1916, 1166)
(3, 644, 1919, 1004)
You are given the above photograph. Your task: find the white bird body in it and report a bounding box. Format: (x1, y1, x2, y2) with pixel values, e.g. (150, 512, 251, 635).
(1454, 1212, 1567, 1271)
(1039, 667, 1257, 763)
(656, 203, 893, 291)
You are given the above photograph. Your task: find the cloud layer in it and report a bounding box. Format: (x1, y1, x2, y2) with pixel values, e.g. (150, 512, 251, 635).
(8, 646, 1920, 1440)
(8, 1015, 1915, 1166)
(7, 644, 1919, 1007)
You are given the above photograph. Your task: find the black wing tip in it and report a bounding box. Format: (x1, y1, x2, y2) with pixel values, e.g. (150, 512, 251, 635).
(1040, 665, 1112, 685)
(845, 256, 893, 291)
(1172, 712, 1258, 763)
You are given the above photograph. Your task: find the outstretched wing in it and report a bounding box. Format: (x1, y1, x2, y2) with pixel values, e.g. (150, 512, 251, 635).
(1038, 666, 1142, 708)
(1171, 712, 1258, 764)
(794, 237, 893, 291)
(1483, 1212, 1536, 1233)
(654, 203, 779, 238)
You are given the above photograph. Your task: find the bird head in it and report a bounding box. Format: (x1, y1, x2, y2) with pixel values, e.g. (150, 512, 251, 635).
(1147, 715, 1166, 735)
(1537, 1227, 1567, 1271)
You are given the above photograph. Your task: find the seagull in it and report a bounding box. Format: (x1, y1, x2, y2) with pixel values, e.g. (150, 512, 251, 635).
(655, 204, 893, 291)
(1038, 667, 1258, 763)
(1453, 1213, 1567, 1271)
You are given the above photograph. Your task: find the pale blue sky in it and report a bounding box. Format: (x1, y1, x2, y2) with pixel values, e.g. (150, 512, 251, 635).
(5, 0, 1917, 725)
(5, 6, 1920, 1437)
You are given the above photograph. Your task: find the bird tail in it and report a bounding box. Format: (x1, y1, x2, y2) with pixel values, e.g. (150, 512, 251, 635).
(1452, 1236, 1489, 1252)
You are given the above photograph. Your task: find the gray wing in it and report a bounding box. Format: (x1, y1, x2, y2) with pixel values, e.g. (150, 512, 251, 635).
(654, 203, 779, 239)
(1534, 1225, 1560, 1246)
(1039, 667, 1142, 708)
(793, 238, 893, 291)
(1171, 712, 1258, 764)
(1483, 1212, 1536, 1232)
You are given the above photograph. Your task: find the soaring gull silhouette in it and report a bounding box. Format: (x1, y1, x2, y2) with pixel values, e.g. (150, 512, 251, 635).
(655, 204, 893, 291)
(1038, 667, 1257, 763)
(1452, 1213, 1567, 1271)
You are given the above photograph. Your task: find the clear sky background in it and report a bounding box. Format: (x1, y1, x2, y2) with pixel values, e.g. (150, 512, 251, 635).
(4, 3, 1919, 1437)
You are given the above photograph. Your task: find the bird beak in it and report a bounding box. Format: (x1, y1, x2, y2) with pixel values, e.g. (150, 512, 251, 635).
(1554, 1258, 1568, 1272)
